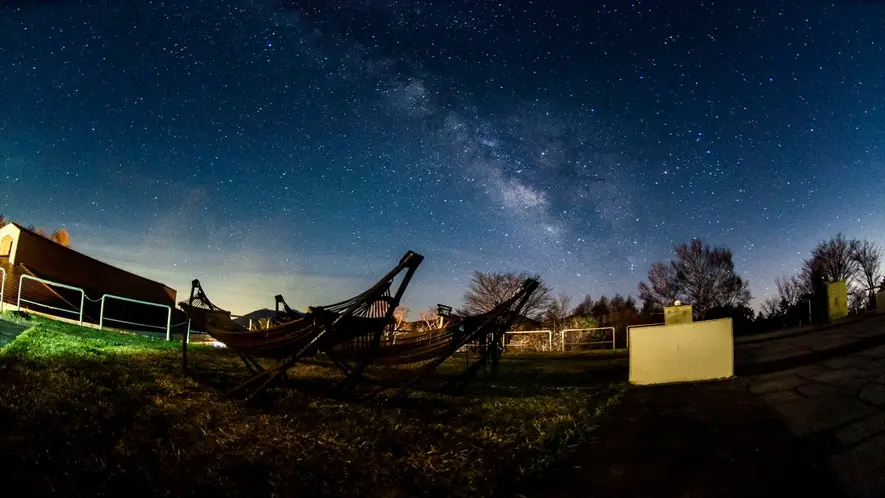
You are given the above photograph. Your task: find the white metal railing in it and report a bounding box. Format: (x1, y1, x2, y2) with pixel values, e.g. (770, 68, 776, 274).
(100, 293, 173, 341)
(626, 322, 665, 348)
(0, 266, 5, 313)
(560, 327, 616, 351)
(505, 329, 553, 351)
(17, 274, 85, 325)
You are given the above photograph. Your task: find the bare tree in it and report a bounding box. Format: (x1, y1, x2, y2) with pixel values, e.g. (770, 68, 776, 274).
(637, 262, 679, 310)
(848, 290, 868, 315)
(639, 239, 751, 319)
(392, 307, 410, 330)
(802, 233, 860, 287)
(761, 297, 780, 319)
(775, 275, 802, 309)
(545, 292, 572, 332)
(459, 270, 552, 319)
(418, 307, 439, 331)
(852, 240, 882, 306)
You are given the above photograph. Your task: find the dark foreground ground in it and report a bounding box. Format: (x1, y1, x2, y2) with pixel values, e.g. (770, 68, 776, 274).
(0, 313, 624, 498)
(521, 314, 885, 498)
(520, 381, 844, 498)
(3, 312, 884, 497)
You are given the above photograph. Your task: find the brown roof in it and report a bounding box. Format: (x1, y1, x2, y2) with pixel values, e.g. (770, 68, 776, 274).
(9, 222, 174, 291)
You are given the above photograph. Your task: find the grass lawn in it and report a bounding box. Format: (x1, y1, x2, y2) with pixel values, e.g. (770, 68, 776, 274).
(0, 312, 624, 497)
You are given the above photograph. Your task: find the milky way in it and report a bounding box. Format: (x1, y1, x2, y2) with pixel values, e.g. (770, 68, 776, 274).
(1, 0, 883, 314)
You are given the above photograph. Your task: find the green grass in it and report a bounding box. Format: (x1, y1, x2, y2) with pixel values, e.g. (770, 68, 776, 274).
(0, 313, 624, 497)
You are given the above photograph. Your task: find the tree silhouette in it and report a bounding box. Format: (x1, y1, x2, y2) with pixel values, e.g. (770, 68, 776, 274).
(591, 295, 609, 324)
(637, 262, 679, 311)
(852, 240, 882, 307)
(638, 239, 751, 319)
(545, 292, 573, 332)
(775, 275, 802, 311)
(459, 270, 552, 319)
(802, 233, 860, 287)
(572, 294, 594, 317)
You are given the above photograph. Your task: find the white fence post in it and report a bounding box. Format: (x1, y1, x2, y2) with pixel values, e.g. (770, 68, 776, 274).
(560, 327, 616, 351)
(17, 274, 85, 325)
(0, 266, 5, 313)
(99, 294, 173, 341)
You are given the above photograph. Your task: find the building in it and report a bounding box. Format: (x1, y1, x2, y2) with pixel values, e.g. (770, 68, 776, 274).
(0, 222, 178, 328)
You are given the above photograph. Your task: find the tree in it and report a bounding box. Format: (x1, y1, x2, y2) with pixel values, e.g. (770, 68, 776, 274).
(803, 233, 860, 286)
(775, 275, 802, 311)
(545, 292, 573, 332)
(572, 294, 594, 317)
(638, 239, 752, 319)
(418, 307, 439, 331)
(849, 290, 868, 315)
(637, 262, 679, 311)
(852, 240, 882, 307)
(459, 270, 552, 319)
(607, 293, 640, 329)
(393, 307, 410, 330)
(566, 315, 598, 329)
(21, 223, 72, 247)
(0, 214, 6, 228)
(591, 295, 609, 324)
(761, 297, 780, 319)
(50, 228, 72, 248)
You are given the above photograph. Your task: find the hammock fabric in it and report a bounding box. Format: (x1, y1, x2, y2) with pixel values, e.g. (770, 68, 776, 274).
(325, 278, 540, 398)
(178, 250, 424, 400)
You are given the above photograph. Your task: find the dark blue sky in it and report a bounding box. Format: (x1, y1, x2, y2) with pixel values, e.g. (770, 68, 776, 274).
(1, 0, 883, 314)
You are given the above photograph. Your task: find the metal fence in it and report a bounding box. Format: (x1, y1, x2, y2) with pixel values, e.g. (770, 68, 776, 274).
(17, 274, 85, 325)
(0, 266, 5, 313)
(505, 329, 553, 351)
(11, 274, 185, 342)
(100, 293, 173, 341)
(560, 327, 616, 351)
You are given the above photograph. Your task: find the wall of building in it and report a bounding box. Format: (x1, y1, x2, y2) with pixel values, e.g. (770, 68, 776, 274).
(629, 318, 734, 385)
(5, 223, 176, 306)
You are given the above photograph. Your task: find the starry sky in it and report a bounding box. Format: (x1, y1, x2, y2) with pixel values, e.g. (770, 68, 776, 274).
(1, 0, 883, 315)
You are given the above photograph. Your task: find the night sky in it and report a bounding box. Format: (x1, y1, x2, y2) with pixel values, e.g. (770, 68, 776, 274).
(1, 0, 883, 315)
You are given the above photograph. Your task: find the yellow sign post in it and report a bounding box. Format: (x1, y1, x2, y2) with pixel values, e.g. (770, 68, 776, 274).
(826, 281, 848, 321)
(664, 305, 693, 325)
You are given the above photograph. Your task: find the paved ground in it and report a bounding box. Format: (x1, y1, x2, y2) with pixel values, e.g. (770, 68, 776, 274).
(741, 315, 885, 497)
(0, 318, 27, 348)
(521, 314, 885, 498)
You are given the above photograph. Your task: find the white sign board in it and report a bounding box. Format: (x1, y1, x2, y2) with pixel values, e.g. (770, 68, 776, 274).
(629, 318, 734, 385)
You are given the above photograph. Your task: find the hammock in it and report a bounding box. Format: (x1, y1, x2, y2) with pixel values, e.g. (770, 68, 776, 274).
(272, 294, 304, 324)
(325, 278, 540, 398)
(178, 250, 424, 400)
